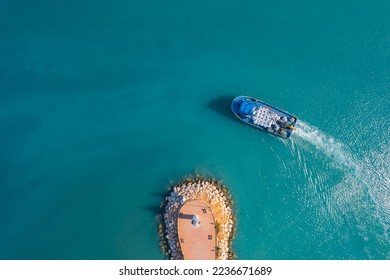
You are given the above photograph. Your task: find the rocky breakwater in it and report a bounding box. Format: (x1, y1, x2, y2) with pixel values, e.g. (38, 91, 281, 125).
(159, 177, 236, 260)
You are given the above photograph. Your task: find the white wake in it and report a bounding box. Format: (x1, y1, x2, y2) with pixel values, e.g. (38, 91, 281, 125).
(291, 120, 357, 172)
(287, 120, 390, 257)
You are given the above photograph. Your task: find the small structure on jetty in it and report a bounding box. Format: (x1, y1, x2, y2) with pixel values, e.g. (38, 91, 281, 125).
(159, 177, 236, 260)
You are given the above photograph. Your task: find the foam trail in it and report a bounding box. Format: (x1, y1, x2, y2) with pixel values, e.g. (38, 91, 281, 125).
(291, 120, 357, 172)
(289, 120, 390, 256)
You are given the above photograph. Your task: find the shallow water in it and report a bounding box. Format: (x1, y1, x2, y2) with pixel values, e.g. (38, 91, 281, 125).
(0, 0, 389, 259)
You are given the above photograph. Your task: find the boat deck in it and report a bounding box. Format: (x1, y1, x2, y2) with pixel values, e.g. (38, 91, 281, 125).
(231, 96, 297, 139)
(177, 200, 216, 260)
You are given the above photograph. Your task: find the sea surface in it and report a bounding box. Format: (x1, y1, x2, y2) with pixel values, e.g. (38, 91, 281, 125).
(0, 0, 389, 259)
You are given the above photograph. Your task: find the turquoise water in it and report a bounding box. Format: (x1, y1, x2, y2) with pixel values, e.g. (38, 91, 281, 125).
(0, 0, 389, 259)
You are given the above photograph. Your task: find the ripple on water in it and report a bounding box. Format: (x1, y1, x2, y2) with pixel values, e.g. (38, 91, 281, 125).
(283, 121, 390, 258)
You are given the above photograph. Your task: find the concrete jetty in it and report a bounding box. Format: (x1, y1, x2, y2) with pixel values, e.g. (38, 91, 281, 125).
(159, 177, 236, 260)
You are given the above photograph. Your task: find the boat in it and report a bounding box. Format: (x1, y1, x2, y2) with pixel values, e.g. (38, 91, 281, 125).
(231, 96, 298, 139)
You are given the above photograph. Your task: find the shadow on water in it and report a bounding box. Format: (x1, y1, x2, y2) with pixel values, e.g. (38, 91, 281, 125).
(207, 95, 239, 122)
(144, 205, 164, 215)
(144, 190, 170, 215)
(150, 191, 169, 198)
